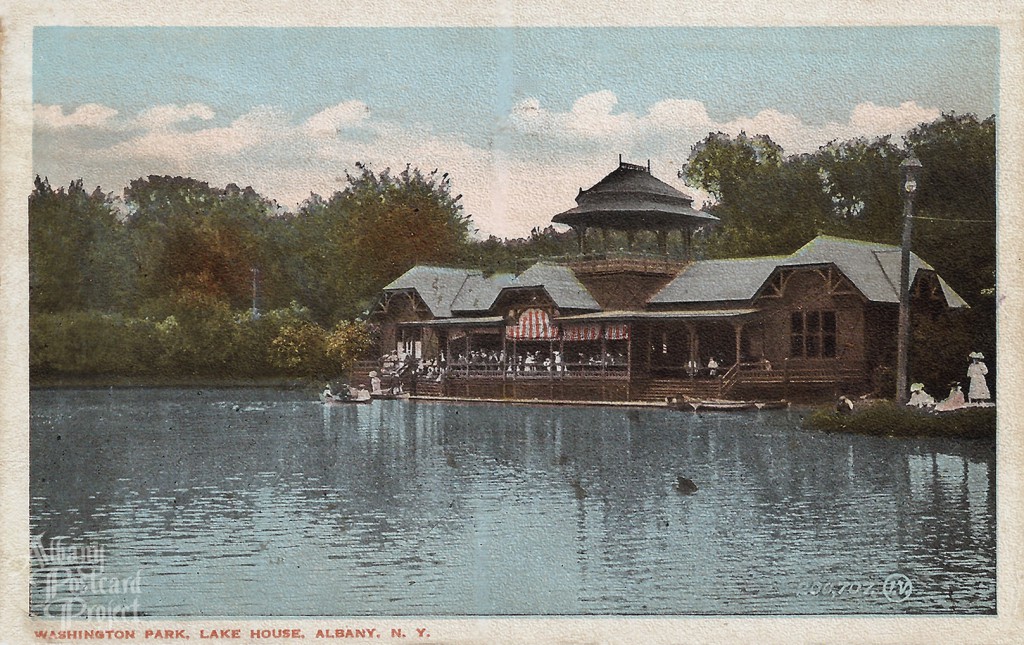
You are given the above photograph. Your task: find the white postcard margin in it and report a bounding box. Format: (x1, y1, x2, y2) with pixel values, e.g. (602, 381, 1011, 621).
(2, 1, 1023, 643)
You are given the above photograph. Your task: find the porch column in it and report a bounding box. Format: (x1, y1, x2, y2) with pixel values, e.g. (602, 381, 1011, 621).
(685, 322, 697, 364)
(512, 336, 517, 375)
(645, 323, 652, 370)
(656, 230, 668, 255)
(559, 333, 565, 379)
(501, 327, 507, 384)
(626, 327, 633, 381)
(575, 226, 588, 254)
(732, 321, 744, 366)
(625, 230, 636, 251)
(693, 326, 700, 366)
(601, 327, 608, 376)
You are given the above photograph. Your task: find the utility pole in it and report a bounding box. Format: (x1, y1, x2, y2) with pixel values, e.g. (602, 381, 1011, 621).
(251, 267, 260, 319)
(895, 155, 922, 404)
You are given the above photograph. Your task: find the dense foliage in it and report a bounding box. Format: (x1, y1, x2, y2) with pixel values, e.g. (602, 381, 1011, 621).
(29, 114, 996, 388)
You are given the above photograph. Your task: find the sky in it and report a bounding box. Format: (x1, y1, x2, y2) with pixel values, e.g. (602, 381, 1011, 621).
(33, 27, 999, 238)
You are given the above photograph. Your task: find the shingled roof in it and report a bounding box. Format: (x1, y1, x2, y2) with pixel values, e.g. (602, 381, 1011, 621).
(782, 236, 968, 307)
(648, 257, 784, 305)
(383, 236, 967, 318)
(450, 272, 515, 314)
(511, 262, 601, 311)
(650, 235, 968, 308)
(382, 266, 474, 318)
(552, 161, 719, 231)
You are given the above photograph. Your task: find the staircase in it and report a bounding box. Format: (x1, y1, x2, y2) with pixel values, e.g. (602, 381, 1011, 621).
(410, 379, 444, 397)
(637, 377, 728, 402)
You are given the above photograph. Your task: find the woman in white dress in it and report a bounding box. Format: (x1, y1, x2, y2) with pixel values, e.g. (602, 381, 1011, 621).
(907, 382, 935, 408)
(967, 352, 991, 403)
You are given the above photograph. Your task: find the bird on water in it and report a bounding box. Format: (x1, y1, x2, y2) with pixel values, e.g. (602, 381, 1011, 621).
(676, 476, 698, 494)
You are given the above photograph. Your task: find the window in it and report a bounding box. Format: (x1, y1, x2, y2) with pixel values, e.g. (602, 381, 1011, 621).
(790, 310, 837, 358)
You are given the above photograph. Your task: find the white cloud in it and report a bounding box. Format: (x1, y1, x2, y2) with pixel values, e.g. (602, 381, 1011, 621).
(849, 101, 940, 136)
(303, 101, 371, 138)
(34, 103, 119, 130)
(647, 99, 711, 129)
(135, 103, 216, 130)
(33, 93, 943, 238)
(106, 106, 292, 170)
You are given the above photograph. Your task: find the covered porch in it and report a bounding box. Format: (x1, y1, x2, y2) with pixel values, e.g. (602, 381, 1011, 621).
(558, 309, 762, 378)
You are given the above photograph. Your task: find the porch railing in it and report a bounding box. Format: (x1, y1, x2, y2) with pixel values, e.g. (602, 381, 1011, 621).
(442, 361, 630, 380)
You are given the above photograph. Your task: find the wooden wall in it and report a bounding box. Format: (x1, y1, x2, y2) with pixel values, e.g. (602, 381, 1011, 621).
(755, 269, 867, 372)
(576, 271, 677, 311)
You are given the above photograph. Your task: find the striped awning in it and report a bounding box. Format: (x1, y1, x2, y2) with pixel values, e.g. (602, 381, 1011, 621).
(506, 308, 559, 340)
(605, 323, 630, 340)
(563, 323, 602, 342)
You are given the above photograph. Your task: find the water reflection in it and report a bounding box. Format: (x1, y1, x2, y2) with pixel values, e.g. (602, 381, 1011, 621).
(30, 389, 995, 615)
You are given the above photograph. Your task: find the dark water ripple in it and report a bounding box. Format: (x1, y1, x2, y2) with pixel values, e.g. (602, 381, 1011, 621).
(30, 388, 995, 615)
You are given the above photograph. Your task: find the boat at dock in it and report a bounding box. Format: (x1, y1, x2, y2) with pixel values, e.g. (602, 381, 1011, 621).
(674, 399, 789, 412)
(320, 392, 371, 405)
(370, 391, 410, 401)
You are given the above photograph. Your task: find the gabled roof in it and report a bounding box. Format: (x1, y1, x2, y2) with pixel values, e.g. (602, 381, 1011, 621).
(649, 235, 968, 308)
(384, 263, 600, 318)
(450, 273, 515, 314)
(510, 262, 601, 311)
(782, 236, 968, 307)
(382, 266, 473, 318)
(648, 257, 784, 304)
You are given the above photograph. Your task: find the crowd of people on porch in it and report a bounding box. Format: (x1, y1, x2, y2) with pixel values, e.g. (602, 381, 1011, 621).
(380, 347, 635, 382)
(437, 348, 630, 375)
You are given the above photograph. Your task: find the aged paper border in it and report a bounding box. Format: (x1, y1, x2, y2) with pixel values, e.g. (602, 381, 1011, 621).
(2, 1, 1022, 643)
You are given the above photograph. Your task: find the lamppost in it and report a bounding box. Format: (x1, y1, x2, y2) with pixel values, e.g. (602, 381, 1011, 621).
(895, 155, 922, 404)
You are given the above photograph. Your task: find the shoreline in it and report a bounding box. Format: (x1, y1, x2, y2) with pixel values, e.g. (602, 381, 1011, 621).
(802, 400, 996, 440)
(29, 375, 314, 389)
(28, 380, 996, 440)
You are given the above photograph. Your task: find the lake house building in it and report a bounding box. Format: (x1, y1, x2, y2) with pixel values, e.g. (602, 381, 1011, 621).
(369, 160, 967, 402)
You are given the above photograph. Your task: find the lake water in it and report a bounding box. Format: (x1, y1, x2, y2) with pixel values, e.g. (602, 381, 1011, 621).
(30, 388, 995, 616)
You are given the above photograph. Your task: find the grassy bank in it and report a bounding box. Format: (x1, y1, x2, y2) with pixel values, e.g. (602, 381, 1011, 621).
(803, 400, 995, 440)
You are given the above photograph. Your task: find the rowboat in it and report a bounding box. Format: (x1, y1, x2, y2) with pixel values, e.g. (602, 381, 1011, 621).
(674, 399, 789, 412)
(320, 392, 371, 404)
(371, 391, 410, 401)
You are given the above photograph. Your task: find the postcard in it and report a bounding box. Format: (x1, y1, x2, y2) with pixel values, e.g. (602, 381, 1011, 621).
(3, 1, 1023, 643)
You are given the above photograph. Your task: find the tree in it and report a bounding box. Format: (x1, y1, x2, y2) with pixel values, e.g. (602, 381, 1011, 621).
(342, 163, 471, 290)
(29, 177, 134, 313)
(905, 113, 996, 306)
(682, 131, 783, 202)
(124, 175, 277, 310)
(325, 321, 373, 374)
(294, 163, 473, 322)
(681, 133, 828, 258)
(811, 136, 904, 242)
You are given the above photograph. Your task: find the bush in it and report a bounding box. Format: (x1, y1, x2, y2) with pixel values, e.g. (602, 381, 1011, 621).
(804, 399, 995, 439)
(30, 302, 373, 381)
(30, 311, 159, 376)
